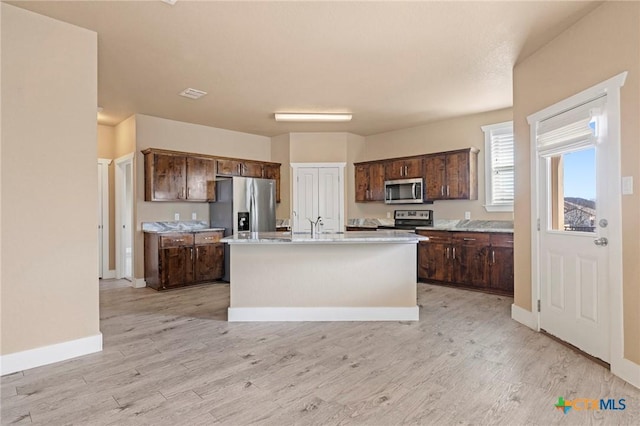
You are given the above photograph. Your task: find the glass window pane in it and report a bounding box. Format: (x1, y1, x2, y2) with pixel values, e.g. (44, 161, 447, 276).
(548, 147, 596, 233)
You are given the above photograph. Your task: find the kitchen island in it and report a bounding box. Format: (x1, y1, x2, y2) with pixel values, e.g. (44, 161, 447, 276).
(222, 231, 426, 322)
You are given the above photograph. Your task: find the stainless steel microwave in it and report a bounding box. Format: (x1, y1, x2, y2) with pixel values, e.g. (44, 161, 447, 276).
(384, 178, 424, 204)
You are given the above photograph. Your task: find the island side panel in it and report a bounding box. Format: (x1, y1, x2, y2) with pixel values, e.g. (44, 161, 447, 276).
(229, 242, 417, 308)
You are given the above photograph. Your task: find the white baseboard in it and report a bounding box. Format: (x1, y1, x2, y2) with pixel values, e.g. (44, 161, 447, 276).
(0, 333, 102, 376)
(612, 357, 640, 390)
(228, 306, 419, 322)
(131, 278, 146, 288)
(511, 303, 538, 330)
(101, 270, 116, 279)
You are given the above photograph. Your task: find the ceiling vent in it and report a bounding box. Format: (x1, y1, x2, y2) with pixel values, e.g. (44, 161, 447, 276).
(179, 88, 207, 100)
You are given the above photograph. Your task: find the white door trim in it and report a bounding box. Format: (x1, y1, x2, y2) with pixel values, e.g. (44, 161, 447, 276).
(98, 158, 113, 279)
(526, 72, 638, 387)
(115, 153, 134, 282)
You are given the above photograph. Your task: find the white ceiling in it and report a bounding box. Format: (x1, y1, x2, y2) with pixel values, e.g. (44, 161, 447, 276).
(9, 1, 600, 137)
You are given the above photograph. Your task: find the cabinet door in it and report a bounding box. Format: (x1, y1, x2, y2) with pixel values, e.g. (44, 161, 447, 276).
(355, 165, 369, 202)
(404, 158, 424, 178)
(263, 164, 281, 203)
(160, 246, 193, 288)
(489, 234, 514, 294)
(186, 157, 216, 201)
(490, 247, 514, 294)
(216, 159, 242, 176)
(421, 240, 451, 282)
(368, 162, 386, 201)
(194, 243, 224, 282)
(424, 155, 446, 200)
(151, 154, 187, 200)
(385, 159, 405, 180)
(452, 234, 490, 287)
(416, 231, 451, 281)
(241, 161, 264, 178)
(445, 151, 470, 199)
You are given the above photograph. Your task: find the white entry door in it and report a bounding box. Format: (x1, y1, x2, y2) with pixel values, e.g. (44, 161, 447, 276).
(292, 163, 344, 233)
(536, 96, 614, 363)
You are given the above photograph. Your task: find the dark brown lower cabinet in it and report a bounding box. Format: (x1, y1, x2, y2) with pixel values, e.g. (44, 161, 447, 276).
(194, 243, 224, 282)
(145, 231, 224, 290)
(160, 246, 194, 288)
(417, 230, 513, 295)
(488, 234, 514, 293)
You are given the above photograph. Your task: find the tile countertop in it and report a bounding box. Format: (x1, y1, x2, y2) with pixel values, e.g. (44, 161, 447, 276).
(142, 220, 225, 234)
(416, 219, 514, 233)
(222, 230, 426, 244)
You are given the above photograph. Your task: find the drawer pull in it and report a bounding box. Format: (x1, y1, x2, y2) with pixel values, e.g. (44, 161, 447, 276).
(506, 240, 514, 243)
(463, 238, 476, 241)
(173, 239, 184, 242)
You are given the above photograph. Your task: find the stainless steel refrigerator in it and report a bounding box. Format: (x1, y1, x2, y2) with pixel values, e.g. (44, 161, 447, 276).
(209, 176, 276, 281)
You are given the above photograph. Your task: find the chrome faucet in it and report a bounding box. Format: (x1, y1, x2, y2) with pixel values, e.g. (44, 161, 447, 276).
(308, 216, 323, 236)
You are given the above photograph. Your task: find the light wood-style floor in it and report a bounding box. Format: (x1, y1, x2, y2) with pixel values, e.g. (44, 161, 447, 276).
(1, 281, 638, 425)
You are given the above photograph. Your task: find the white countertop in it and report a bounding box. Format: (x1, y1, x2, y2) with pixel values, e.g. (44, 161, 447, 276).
(222, 230, 426, 244)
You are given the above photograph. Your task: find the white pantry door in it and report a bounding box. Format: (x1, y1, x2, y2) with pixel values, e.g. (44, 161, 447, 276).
(317, 167, 341, 232)
(292, 163, 344, 233)
(295, 167, 319, 232)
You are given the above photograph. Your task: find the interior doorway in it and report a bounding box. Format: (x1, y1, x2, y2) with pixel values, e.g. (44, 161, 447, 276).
(115, 154, 134, 281)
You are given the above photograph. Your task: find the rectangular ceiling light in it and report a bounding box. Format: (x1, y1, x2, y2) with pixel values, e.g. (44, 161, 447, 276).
(274, 113, 352, 122)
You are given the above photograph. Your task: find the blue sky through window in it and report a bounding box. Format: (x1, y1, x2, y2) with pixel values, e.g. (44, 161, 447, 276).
(563, 147, 596, 200)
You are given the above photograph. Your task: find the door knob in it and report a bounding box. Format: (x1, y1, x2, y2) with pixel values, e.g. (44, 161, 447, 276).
(593, 237, 608, 247)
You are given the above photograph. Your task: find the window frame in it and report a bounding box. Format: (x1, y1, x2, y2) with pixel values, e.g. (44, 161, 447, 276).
(482, 121, 514, 212)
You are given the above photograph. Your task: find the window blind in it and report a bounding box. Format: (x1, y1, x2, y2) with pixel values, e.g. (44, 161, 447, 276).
(489, 125, 515, 205)
(537, 94, 606, 156)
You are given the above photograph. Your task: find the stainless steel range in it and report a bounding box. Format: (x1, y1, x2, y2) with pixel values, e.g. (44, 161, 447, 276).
(392, 209, 434, 230)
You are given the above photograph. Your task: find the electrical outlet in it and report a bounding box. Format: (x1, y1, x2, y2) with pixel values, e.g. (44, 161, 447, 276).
(174, 213, 180, 221)
(192, 212, 197, 220)
(386, 212, 392, 219)
(464, 211, 471, 220)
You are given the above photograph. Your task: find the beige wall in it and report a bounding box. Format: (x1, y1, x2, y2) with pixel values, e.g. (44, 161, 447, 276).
(354, 109, 514, 221)
(133, 114, 271, 279)
(271, 133, 291, 219)
(114, 115, 136, 159)
(98, 125, 116, 270)
(289, 132, 350, 163)
(513, 1, 640, 363)
(1, 4, 99, 354)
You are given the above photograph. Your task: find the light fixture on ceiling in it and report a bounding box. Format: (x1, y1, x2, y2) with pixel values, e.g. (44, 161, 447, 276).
(179, 88, 207, 100)
(274, 113, 353, 122)
(161, 0, 178, 5)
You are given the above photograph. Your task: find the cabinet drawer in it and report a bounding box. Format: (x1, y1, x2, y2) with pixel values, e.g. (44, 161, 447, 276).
(194, 232, 223, 245)
(490, 233, 514, 248)
(159, 233, 194, 248)
(416, 230, 451, 242)
(452, 232, 490, 245)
